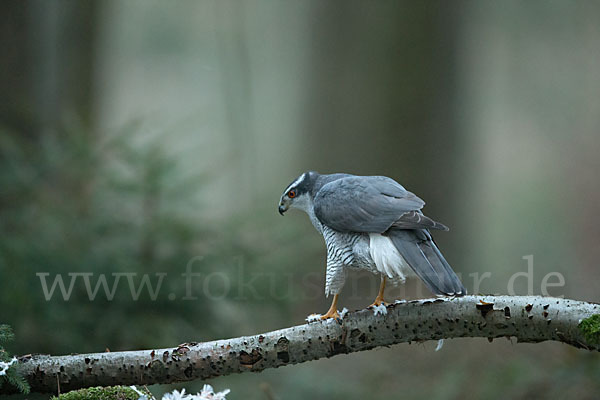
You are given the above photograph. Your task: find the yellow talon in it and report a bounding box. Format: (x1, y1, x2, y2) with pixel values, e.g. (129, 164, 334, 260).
(368, 276, 390, 308)
(320, 294, 341, 320)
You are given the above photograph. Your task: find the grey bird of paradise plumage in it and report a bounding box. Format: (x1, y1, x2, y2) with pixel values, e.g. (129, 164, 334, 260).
(278, 171, 465, 319)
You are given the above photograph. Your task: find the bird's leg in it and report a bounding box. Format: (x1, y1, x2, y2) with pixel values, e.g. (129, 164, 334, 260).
(320, 294, 340, 320)
(369, 276, 389, 307)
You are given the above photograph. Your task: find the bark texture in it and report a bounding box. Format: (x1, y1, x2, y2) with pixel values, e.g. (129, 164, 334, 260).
(8, 295, 600, 394)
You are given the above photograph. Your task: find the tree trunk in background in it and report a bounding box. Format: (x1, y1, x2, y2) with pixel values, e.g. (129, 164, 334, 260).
(214, 1, 259, 203)
(0, 1, 34, 136)
(0, 0, 99, 136)
(300, 2, 460, 182)
(0, 0, 101, 232)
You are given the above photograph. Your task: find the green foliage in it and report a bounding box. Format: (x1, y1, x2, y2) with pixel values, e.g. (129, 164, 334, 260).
(51, 385, 153, 400)
(579, 314, 600, 345)
(0, 325, 15, 343)
(0, 324, 30, 394)
(0, 120, 315, 396)
(0, 117, 306, 358)
(0, 123, 220, 354)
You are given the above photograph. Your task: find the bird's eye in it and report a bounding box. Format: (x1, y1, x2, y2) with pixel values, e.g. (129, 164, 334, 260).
(288, 190, 297, 198)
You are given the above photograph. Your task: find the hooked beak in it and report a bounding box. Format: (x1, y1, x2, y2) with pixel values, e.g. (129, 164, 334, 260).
(278, 204, 287, 215)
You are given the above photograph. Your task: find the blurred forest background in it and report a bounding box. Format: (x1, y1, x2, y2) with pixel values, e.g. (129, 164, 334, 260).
(1, 1, 600, 399)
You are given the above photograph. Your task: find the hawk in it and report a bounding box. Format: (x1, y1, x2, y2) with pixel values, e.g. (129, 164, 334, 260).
(278, 171, 465, 320)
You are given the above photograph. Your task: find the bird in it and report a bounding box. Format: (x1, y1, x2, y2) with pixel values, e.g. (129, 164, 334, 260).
(278, 171, 465, 320)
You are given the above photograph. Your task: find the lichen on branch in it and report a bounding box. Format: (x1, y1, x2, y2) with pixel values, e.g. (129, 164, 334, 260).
(579, 314, 600, 345)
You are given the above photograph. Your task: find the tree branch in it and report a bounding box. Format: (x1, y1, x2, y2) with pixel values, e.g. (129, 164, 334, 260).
(8, 295, 600, 394)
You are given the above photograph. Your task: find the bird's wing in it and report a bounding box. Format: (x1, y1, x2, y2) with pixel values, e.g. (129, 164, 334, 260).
(388, 229, 465, 295)
(390, 210, 449, 231)
(314, 176, 444, 233)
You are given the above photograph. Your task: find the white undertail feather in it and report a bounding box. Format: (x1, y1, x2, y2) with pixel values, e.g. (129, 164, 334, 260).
(368, 233, 413, 282)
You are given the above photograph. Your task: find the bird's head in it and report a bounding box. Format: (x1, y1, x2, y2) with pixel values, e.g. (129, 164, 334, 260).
(278, 171, 318, 215)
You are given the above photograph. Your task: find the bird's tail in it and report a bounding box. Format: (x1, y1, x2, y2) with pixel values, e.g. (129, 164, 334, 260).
(387, 229, 466, 296)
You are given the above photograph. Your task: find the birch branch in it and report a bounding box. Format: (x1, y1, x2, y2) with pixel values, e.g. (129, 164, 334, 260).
(7, 295, 600, 394)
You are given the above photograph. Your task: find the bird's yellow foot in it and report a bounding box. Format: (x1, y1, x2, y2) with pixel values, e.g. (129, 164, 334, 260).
(318, 293, 341, 321)
(369, 276, 390, 308)
(320, 308, 340, 320)
(368, 297, 390, 308)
